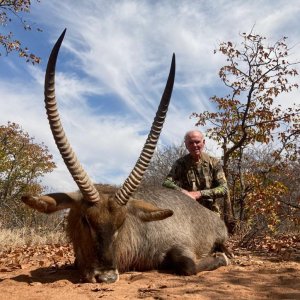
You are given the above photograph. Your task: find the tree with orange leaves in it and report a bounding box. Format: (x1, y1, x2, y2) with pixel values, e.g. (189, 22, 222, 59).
(0, 122, 56, 227)
(0, 0, 41, 64)
(193, 30, 300, 231)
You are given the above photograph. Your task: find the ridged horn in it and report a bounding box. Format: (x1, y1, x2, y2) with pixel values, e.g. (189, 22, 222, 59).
(44, 29, 102, 203)
(115, 54, 176, 205)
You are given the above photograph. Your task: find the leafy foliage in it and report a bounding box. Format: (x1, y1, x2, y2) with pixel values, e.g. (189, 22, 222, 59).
(0, 0, 41, 64)
(229, 146, 299, 228)
(0, 122, 56, 228)
(192, 31, 300, 231)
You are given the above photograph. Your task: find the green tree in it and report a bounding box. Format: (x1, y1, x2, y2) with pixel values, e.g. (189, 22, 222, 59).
(193, 31, 300, 231)
(0, 122, 56, 227)
(0, 0, 41, 64)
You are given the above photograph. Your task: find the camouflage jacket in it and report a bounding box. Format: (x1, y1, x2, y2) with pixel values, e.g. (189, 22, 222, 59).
(163, 152, 228, 199)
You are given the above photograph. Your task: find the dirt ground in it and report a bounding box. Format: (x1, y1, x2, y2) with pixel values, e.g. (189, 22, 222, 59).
(0, 245, 300, 300)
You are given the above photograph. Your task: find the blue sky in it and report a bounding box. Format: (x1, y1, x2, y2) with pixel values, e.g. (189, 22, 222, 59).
(1, 0, 300, 192)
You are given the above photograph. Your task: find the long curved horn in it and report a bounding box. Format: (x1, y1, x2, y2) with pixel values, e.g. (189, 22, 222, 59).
(45, 29, 102, 203)
(115, 54, 176, 206)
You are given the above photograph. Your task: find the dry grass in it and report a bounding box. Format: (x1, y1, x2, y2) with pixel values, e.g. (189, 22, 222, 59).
(0, 227, 68, 248)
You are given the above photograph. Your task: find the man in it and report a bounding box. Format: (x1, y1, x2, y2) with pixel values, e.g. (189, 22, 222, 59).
(163, 130, 228, 214)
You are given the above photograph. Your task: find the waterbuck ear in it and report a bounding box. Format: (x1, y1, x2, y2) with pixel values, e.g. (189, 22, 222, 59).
(21, 192, 82, 214)
(129, 199, 173, 222)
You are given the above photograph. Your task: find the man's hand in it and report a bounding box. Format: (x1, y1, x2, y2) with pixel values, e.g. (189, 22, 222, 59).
(181, 189, 202, 200)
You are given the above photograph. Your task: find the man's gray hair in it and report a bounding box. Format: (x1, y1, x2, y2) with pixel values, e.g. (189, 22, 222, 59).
(184, 130, 205, 142)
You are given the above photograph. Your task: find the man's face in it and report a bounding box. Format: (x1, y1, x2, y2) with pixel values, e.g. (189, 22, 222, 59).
(185, 132, 205, 159)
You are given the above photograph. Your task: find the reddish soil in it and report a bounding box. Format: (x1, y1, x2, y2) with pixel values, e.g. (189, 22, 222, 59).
(0, 244, 299, 300)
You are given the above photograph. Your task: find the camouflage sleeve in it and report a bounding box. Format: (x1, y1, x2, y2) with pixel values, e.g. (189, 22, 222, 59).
(162, 160, 182, 191)
(200, 159, 228, 199)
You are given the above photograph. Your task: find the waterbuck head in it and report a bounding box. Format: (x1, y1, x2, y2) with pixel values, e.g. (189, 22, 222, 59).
(22, 29, 175, 283)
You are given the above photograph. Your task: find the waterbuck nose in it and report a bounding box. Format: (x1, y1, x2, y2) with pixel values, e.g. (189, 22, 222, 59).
(96, 271, 119, 283)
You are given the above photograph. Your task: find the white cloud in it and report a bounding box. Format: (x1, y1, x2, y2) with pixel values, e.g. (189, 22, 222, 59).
(1, 0, 300, 192)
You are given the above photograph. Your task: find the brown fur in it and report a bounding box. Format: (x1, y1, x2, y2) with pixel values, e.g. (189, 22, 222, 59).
(22, 184, 229, 283)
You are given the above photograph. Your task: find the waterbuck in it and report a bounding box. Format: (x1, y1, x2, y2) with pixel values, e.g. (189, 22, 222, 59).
(22, 30, 230, 283)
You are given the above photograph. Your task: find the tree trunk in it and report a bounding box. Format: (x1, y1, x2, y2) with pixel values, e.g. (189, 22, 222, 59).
(222, 150, 236, 234)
